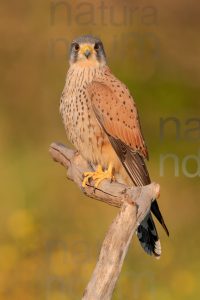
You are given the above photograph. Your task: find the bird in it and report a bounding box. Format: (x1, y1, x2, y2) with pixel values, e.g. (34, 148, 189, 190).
(60, 34, 169, 258)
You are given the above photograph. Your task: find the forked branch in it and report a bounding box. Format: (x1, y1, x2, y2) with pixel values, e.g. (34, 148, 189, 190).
(49, 142, 160, 300)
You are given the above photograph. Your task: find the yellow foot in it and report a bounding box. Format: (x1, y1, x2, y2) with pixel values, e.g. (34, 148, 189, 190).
(82, 164, 115, 188)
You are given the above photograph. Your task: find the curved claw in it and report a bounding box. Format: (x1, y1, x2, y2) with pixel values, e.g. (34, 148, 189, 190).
(82, 164, 115, 188)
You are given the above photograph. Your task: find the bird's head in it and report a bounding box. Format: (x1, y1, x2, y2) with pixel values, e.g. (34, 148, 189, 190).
(69, 35, 106, 67)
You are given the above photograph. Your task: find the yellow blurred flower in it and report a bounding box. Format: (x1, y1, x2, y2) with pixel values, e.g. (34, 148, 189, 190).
(7, 209, 35, 239)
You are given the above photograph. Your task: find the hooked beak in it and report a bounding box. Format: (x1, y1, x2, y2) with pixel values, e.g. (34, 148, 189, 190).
(80, 45, 93, 59)
(84, 49, 91, 58)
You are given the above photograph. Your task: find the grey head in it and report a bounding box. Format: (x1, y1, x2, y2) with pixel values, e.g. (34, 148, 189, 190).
(69, 35, 106, 66)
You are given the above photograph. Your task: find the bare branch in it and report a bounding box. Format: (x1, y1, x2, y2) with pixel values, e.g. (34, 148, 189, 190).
(49, 142, 160, 300)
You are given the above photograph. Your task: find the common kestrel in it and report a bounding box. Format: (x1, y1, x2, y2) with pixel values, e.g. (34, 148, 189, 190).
(60, 35, 169, 258)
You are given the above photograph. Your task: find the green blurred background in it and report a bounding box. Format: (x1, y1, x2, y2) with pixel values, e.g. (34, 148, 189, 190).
(0, 0, 200, 299)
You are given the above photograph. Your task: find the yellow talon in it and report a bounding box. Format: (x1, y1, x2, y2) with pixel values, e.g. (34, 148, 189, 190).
(82, 163, 115, 188)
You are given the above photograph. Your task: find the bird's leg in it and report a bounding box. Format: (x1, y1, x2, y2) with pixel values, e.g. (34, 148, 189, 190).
(82, 163, 115, 188)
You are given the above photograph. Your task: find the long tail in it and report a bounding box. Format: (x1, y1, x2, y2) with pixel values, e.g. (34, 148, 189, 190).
(137, 199, 169, 258)
(106, 137, 169, 258)
(137, 213, 162, 258)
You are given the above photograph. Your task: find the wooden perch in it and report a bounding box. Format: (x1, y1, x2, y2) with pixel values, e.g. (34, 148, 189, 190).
(49, 142, 160, 300)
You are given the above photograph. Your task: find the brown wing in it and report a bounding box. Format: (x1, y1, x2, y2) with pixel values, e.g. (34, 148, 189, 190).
(88, 80, 148, 159)
(87, 72, 150, 186)
(87, 72, 169, 237)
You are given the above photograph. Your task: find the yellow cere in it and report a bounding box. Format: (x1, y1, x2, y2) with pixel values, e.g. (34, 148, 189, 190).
(79, 44, 94, 54)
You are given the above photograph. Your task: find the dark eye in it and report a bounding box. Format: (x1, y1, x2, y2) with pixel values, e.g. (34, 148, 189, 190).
(94, 43, 100, 51)
(74, 43, 80, 51)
